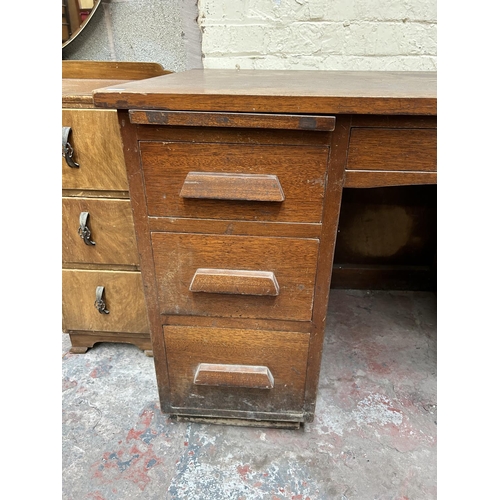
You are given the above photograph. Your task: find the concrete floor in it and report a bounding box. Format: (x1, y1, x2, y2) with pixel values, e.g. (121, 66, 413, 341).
(62, 289, 437, 500)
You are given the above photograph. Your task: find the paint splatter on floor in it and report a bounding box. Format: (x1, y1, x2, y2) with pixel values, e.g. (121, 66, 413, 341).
(63, 290, 436, 500)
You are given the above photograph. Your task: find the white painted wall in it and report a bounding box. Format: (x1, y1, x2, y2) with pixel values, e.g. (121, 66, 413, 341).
(198, 0, 437, 71)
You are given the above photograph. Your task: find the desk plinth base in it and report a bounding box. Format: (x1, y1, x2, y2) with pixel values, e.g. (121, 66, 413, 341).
(171, 414, 302, 430)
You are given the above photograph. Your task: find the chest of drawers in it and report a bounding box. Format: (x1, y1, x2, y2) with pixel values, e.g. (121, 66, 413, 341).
(62, 61, 170, 355)
(93, 69, 437, 426)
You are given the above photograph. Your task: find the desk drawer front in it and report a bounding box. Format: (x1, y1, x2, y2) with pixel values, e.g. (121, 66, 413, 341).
(62, 197, 139, 266)
(62, 109, 128, 191)
(152, 232, 319, 321)
(62, 269, 148, 333)
(140, 141, 329, 223)
(164, 325, 309, 415)
(347, 128, 437, 172)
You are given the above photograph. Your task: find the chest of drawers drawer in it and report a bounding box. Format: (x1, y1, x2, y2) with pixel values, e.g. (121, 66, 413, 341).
(164, 325, 310, 418)
(62, 269, 149, 334)
(62, 197, 139, 266)
(139, 138, 330, 223)
(62, 109, 128, 192)
(152, 232, 319, 322)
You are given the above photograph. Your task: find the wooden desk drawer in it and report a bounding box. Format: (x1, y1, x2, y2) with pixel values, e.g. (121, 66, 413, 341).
(152, 232, 319, 321)
(62, 269, 148, 333)
(164, 325, 309, 416)
(62, 109, 128, 191)
(347, 128, 437, 172)
(139, 141, 329, 223)
(62, 197, 139, 266)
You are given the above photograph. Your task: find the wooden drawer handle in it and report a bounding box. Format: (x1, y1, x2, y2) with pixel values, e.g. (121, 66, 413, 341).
(194, 363, 275, 389)
(189, 268, 280, 296)
(62, 127, 79, 168)
(179, 172, 285, 202)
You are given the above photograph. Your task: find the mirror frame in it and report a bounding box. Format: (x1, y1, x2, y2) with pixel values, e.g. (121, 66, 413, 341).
(62, 0, 102, 49)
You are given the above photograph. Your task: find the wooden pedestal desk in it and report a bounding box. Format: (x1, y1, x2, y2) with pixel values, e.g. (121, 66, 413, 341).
(62, 61, 171, 355)
(93, 70, 437, 427)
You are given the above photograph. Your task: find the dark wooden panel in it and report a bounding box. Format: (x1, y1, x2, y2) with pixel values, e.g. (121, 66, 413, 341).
(332, 185, 437, 290)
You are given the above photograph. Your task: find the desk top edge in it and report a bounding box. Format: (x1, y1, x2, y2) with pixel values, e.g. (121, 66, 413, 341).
(92, 69, 437, 116)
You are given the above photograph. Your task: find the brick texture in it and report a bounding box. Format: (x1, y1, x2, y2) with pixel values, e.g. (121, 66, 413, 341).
(198, 0, 437, 71)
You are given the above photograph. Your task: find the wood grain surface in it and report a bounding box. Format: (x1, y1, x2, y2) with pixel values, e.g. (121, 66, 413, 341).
(93, 69, 437, 115)
(179, 172, 285, 202)
(62, 197, 139, 266)
(189, 269, 280, 296)
(164, 325, 309, 416)
(140, 141, 329, 223)
(63, 60, 170, 80)
(130, 110, 336, 131)
(62, 109, 128, 191)
(152, 232, 319, 322)
(62, 269, 149, 333)
(347, 128, 437, 172)
(193, 363, 275, 389)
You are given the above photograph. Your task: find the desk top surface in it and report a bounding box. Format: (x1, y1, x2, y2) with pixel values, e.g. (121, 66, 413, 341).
(93, 69, 437, 116)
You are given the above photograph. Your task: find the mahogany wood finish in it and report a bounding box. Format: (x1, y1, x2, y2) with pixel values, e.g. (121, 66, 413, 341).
(62, 61, 170, 354)
(93, 69, 437, 426)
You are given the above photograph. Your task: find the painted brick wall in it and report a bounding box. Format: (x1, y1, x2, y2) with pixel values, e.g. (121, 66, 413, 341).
(198, 0, 437, 71)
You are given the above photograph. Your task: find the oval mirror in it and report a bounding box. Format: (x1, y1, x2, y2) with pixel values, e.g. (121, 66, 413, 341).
(62, 0, 102, 48)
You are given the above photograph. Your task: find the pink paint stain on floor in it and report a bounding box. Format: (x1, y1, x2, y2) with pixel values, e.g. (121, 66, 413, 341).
(90, 407, 163, 491)
(237, 463, 251, 481)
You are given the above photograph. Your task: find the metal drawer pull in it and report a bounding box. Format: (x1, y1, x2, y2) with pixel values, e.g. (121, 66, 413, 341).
(189, 269, 280, 296)
(194, 363, 274, 389)
(180, 172, 285, 202)
(78, 212, 95, 246)
(62, 126, 79, 168)
(94, 286, 109, 314)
